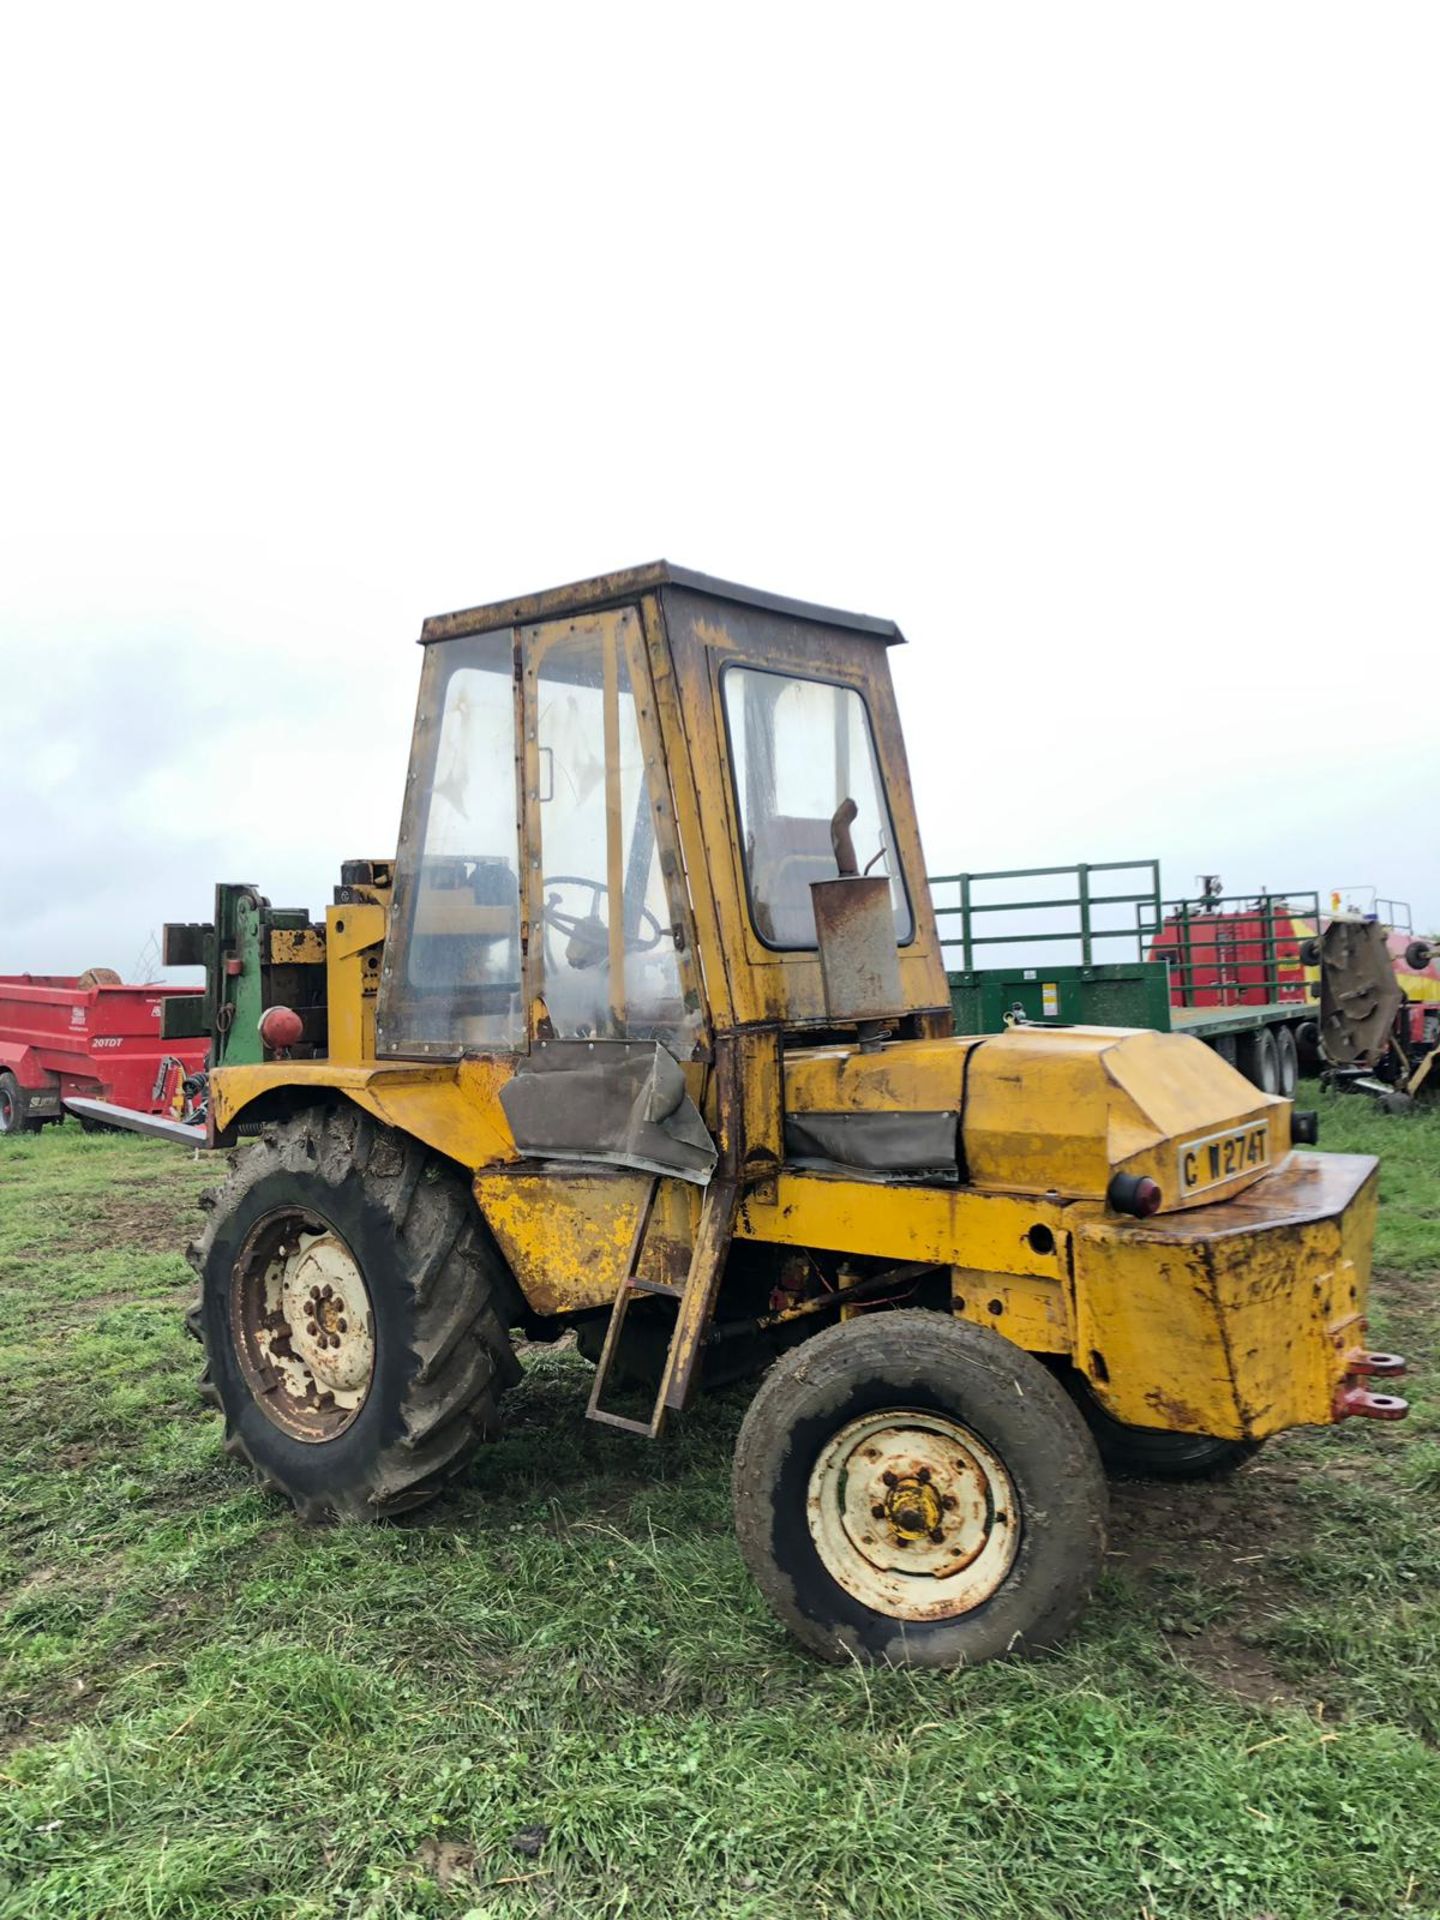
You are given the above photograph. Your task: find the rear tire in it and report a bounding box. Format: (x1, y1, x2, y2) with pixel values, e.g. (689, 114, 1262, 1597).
(189, 1105, 522, 1521)
(1274, 1025, 1299, 1098)
(1239, 1027, 1279, 1093)
(732, 1311, 1107, 1668)
(0, 1072, 41, 1136)
(1070, 1381, 1261, 1479)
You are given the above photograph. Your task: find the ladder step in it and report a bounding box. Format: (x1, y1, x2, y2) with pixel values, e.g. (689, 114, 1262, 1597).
(586, 1406, 664, 1439)
(627, 1276, 683, 1298)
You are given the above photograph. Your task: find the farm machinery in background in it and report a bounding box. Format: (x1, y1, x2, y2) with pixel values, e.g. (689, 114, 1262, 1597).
(0, 971, 208, 1138)
(929, 862, 1439, 1109)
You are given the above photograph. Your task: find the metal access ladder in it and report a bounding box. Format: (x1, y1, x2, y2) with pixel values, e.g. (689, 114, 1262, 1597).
(585, 1174, 739, 1438)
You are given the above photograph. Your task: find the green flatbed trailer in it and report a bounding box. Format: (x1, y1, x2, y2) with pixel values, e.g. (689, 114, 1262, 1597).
(929, 860, 1321, 1096)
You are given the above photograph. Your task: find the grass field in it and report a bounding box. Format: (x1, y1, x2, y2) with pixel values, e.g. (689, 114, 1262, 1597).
(1, 1088, 1438, 1919)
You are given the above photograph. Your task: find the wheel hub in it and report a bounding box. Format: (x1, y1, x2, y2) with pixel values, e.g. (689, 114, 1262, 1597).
(806, 1410, 1020, 1622)
(881, 1471, 944, 1542)
(231, 1211, 375, 1441)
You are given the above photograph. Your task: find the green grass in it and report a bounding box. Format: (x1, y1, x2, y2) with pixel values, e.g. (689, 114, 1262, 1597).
(1, 1092, 1438, 1918)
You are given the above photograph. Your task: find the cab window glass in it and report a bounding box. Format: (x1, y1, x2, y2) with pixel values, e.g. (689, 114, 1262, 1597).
(723, 667, 912, 950)
(377, 631, 523, 1054)
(532, 612, 695, 1047)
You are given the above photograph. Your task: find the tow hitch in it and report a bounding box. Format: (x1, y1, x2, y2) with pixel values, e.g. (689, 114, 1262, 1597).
(1334, 1350, 1410, 1422)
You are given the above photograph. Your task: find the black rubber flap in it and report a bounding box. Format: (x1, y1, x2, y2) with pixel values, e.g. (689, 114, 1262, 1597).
(500, 1040, 717, 1184)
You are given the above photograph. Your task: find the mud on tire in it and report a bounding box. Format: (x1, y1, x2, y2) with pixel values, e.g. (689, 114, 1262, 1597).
(188, 1106, 522, 1521)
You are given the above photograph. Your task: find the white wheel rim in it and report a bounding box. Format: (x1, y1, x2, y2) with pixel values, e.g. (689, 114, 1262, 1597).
(806, 1410, 1019, 1622)
(232, 1210, 376, 1441)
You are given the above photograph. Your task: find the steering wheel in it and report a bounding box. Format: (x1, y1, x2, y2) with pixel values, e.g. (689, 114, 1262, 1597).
(540, 876, 665, 958)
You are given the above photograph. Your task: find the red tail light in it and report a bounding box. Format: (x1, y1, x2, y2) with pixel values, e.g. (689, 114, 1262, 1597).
(1107, 1172, 1163, 1218)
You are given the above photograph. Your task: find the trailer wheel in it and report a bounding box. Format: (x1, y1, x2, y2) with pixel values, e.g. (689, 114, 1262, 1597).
(732, 1311, 1107, 1667)
(1274, 1025, 1299, 1098)
(190, 1106, 522, 1521)
(1405, 940, 1433, 972)
(1068, 1381, 1261, 1479)
(1239, 1027, 1279, 1094)
(0, 1072, 40, 1136)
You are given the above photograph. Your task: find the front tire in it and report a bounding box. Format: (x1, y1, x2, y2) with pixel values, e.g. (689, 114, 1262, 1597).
(189, 1105, 522, 1521)
(732, 1311, 1107, 1668)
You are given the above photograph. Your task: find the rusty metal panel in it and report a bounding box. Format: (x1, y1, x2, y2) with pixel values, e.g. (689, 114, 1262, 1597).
(732, 1026, 783, 1203)
(811, 875, 905, 1023)
(474, 1165, 695, 1316)
(268, 928, 327, 965)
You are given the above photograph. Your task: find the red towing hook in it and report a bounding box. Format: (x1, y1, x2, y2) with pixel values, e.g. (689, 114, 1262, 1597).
(1334, 1351, 1410, 1422)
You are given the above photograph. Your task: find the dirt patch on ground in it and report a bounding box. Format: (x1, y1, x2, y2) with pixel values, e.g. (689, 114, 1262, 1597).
(60, 1182, 202, 1257)
(1371, 1264, 1439, 1320)
(1107, 1449, 1321, 1710)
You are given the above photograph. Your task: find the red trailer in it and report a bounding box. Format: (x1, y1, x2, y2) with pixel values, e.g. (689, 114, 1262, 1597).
(0, 972, 208, 1136)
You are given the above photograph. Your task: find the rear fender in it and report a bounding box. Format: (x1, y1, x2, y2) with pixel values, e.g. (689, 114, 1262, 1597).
(0, 1043, 54, 1090)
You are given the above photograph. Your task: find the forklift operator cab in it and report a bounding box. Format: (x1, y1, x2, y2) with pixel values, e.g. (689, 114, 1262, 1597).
(376, 575, 939, 1063)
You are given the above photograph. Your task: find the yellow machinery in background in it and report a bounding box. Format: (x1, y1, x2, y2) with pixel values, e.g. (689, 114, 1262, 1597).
(171, 565, 1407, 1668)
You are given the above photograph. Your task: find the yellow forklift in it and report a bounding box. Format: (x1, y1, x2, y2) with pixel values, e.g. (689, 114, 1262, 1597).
(170, 564, 1407, 1667)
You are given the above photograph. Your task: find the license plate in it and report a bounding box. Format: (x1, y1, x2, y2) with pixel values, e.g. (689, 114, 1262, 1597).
(1179, 1122, 1269, 1197)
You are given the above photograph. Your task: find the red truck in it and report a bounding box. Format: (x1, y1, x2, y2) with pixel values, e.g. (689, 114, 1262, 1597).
(0, 972, 208, 1136)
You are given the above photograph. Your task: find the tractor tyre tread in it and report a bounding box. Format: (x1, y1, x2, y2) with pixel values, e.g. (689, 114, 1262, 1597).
(191, 1105, 521, 1522)
(1274, 1025, 1299, 1099)
(1067, 1376, 1262, 1479)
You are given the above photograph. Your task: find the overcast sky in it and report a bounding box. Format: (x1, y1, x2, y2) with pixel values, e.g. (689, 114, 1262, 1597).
(2, 4, 1436, 980)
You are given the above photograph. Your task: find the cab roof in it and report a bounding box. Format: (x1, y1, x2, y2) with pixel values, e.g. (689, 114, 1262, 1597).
(419, 561, 905, 646)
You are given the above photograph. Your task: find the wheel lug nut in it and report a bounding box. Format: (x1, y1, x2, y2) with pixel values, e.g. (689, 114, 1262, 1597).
(871, 1504, 886, 1519)
(881, 1470, 898, 1488)
(321, 1285, 333, 1301)
(929, 1526, 946, 1545)
(916, 1466, 931, 1482)
(337, 1319, 347, 1334)
(941, 1494, 957, 1511)
(306, 1321, 318, 1337)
